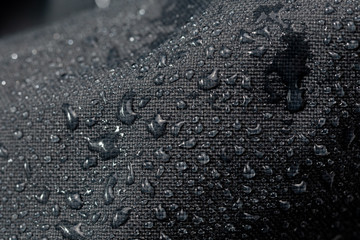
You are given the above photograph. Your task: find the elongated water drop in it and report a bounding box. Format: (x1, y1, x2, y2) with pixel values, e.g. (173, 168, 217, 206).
(61, 103, 79, 131)
(117, 91, 138, 125)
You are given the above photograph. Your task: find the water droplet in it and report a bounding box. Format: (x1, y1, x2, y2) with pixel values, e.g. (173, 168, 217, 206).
(158, 54, 167, 68)
(225, 74, 237, 85)
(154, 74, 165, 85)
(155, 148, 170, 163)
(265, 32, 309, 112)
(87, 132, 120, 160)
(111, 207, 132, 228)
(126, 162, 135, 185)
(0, 143, 9, 158)
(56, 220, 85, 240)
(81, 156, 98, 170)
(176, 99, 188, 110)
(239, 30, 255, 44)
(328, 51, 341, 60)
(197, 152, 210, 165)
(234, 145, 245, 155)
(345, 40, 359, 50)
(241, 75, 252, 90)
(292, 181, 306, 194)
(286, 164, 299, 177)
(141, 178, 155, 197)
(248, 46, 267, 57)
(155, 204, 167, 221)
(35, 187, 50, 204)
(117, 91, 138, 125)
(198, 68, 220, 90)
(24, 161, 32, 178)
(175, 161, 188, 171)
(179, 138, 197, 149)
(104, 174, 117, 205)
(65, 192, 83, 210)
(185, 70, 194, 80)
(91, 212, 101, 224)
(279, 200, 291, 210)
(15, 182, 26, 192)
(322, 170, 335, 188)
(138, 96, 151, 108)
(52, 204, 60, 217)
(176, 209, 188, 221)
(146, 114, 167, 139)
(232, 198, 243, 210)
(50, 134, 61, 143)
(85, 118, 97, 128)
(324, 5, 335, 15)
(243, 163, 256, 179)
(206, 45, 215, 58)
(314, 144, 329, 156)
(171, 121, 185, 137)
(61, 103, 79, 131)
(220, 46, 232, 58)
(246, 124, 262, 135)
(13, 130, 23, 139)
(240, 212, 260, 221)
(160, 232, 171, 240)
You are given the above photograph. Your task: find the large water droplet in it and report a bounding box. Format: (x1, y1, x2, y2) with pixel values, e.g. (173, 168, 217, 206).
(126, 162, 135, 185)
(141, 178, 155, 197)
(87, 132, 120, 160)
(198, 68, 220, 90)
(146, 114, 167, 139)
(111, 207, 132, 228)
(155, 148, 170, 163)
(155, 204, 167, 221)
(65, 192, 83, 210)
(179, 138, 197, 149)
(56, 220, 85, 240)
(197, 152, 210, 165)
(243, 163, 256, 179)
(314, 144, 329, 156)
(104, 173, 117, 205)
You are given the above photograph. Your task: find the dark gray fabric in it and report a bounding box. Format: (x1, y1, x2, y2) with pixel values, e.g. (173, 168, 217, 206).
(0, 0, 359, 239)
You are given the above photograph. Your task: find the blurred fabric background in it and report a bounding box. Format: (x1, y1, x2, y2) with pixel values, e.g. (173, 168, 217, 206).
(0, 0, 114, 38)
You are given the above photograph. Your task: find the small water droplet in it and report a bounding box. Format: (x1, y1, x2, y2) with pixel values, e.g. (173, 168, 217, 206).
(81, 156, 98, 170)
(292, 181, 306, 194)
(61, 103, 79, 131)
(35, 187, 50, 204)
(117, 91, 138, 125)
(0, 143, 9, 158)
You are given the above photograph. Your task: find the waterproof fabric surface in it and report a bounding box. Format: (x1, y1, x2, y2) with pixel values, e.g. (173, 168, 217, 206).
(0, 0, 359, 239)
